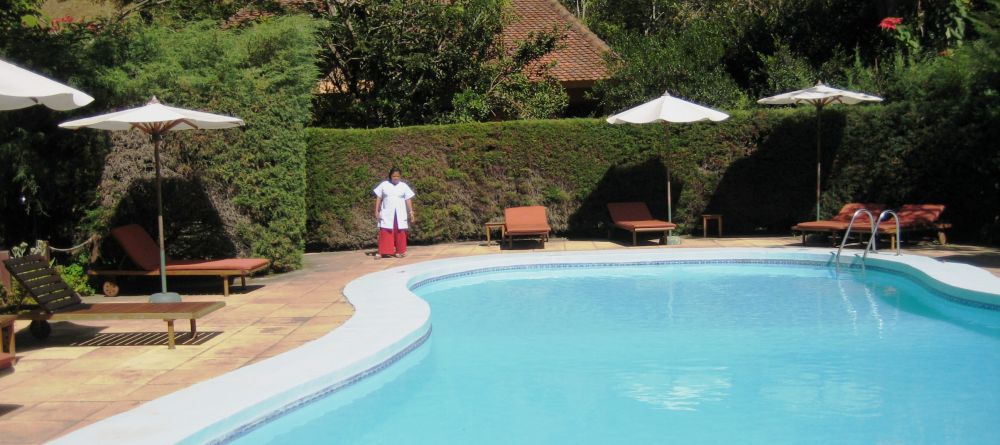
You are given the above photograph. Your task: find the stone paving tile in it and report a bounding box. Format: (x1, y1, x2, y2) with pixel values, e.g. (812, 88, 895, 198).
(241, 322, 304, 337)
(255, 340, 310, 360)
(118, 347, 205, 370)
(0, 419, 79, 444)
(316, 302, 355, 317)
(13, 346, 99, 361)
(124, 383, 190, 401)
(3, 401, 108, 422)
(83, 368, 169, 386)
(174, 356, 252, 372)
(147, 367, 234, 385)
(267, 303, 332, 318)
(0, 382, 141, 404)
(198, 334, 285, 359)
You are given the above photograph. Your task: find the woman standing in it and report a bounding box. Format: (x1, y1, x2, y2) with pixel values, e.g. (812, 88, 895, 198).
(373, 167, 416, 258)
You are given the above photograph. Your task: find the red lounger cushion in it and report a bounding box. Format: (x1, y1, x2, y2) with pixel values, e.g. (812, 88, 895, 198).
(111, 224, 163, 271)
(504, 206, 551, 235)
(607, 202, 676, 230)
(864, 204, 946, 232)
(830, 203, 884, 222)
(793, 203, 884, 230)
(896, 204, 944, 226)
(112, 224, 268, 272)
(615, 220, 677, 230)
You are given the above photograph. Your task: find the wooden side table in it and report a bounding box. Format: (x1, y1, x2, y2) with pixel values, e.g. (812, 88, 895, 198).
(702, 214, 723, 237)
(0, 315, 15, 370)
(484, 221, 506, 245)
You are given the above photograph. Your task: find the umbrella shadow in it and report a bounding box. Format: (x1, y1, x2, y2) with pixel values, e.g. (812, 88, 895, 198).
(14, 323, 223, 349)
(705, 111, 848, 234)
(569, 157, 677, 236)
(99, 177, 238, 266)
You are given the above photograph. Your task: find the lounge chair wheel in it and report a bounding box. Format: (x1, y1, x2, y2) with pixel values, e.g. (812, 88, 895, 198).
(29, 320, 51, 339)
(102, 280, 120, 298)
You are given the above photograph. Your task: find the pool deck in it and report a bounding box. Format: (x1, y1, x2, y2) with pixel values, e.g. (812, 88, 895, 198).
(0, 235, 998, 444)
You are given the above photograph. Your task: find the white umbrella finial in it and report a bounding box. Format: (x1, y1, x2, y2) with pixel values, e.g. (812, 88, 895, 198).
(147, 96, 161, 105)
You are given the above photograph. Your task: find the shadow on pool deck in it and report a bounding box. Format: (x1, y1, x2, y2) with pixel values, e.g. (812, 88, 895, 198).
(0, 235, 996, 444)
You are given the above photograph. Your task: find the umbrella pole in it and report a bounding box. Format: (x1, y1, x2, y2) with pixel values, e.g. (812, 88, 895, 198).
(667, 167, 672, 223)
(153, 133, 168, 294)
(815, 105, 823, 220)
(664, 124, 672, 222)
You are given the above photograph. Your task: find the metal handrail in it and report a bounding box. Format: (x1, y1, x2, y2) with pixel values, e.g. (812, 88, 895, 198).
(835, 208, 875, 264)
(864, 210, 901, 260)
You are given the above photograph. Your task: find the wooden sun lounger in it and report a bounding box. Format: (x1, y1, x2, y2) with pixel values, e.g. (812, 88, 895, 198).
(4, 255, 224, 349)
(850, 204, 949, 248)
(89, 224, 270, 297)
(607, 202, 676, 246)
(504, 206, 551, 248)
(791, 203, 883, 245)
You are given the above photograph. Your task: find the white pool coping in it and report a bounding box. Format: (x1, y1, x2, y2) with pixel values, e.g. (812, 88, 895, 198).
(51, 248, 1000, 444)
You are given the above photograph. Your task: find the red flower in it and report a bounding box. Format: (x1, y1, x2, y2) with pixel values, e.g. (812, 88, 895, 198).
(879, 17, 903, 31)
(48, 15, 78, 33)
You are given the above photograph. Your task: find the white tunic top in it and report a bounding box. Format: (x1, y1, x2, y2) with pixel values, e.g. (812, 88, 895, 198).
(373, 180, 415, 229)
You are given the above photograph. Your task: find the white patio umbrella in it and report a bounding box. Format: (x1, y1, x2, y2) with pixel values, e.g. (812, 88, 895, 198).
(0, 58, 94, 111)
(607, 91, 729, 223)
(757, 81, 882, 220)
(59, 96, 244, 301)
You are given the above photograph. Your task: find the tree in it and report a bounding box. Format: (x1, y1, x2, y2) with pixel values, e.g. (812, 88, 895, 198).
(594, 18, 749, 112)
(306, 0, 566, 128)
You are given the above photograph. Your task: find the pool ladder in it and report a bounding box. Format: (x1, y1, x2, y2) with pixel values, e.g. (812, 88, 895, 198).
(835, 209, 901, 264)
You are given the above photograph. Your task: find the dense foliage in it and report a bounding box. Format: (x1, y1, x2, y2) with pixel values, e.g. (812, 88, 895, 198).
(1, 7, 318, 271)
(86, 16, 319, 271)
(305, 106, 999, 249)
(570, 0, 984, 113)
(306, 0, 567, 127)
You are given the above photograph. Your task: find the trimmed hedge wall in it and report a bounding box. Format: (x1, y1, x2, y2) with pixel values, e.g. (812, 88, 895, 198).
(306, 104, 999, 249)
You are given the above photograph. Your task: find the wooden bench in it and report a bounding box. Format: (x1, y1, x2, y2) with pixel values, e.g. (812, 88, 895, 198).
(4, 255, 224, 349)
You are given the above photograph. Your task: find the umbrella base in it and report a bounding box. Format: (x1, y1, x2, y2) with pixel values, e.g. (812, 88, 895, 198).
(149, 292, 182, 303)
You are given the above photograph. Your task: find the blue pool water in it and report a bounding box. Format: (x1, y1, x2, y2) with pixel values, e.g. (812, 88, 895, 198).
(233, 263, 1000, 444)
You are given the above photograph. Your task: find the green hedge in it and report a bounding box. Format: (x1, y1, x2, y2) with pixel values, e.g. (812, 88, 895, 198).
(306, 105, 999, 249)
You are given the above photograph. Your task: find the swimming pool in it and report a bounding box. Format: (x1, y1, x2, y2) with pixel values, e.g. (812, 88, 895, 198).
(51, 248, 1000, 444)
(234, 261, 1000, 444)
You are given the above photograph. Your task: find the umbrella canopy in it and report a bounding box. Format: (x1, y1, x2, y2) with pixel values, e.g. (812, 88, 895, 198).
(607, 92, 730, 125)
(0, 58, 94, 111)
(60, 98, 244, 132)
(758, 81, 882, 219)
(607, 91, 729, 222)
(60, 97, 244, 300)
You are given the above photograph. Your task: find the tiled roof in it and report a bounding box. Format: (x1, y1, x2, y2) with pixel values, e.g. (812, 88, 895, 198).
(503, 0, 612, 86)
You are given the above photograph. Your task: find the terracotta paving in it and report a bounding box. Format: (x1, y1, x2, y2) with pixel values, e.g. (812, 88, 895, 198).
(0, 235, 997, 444)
